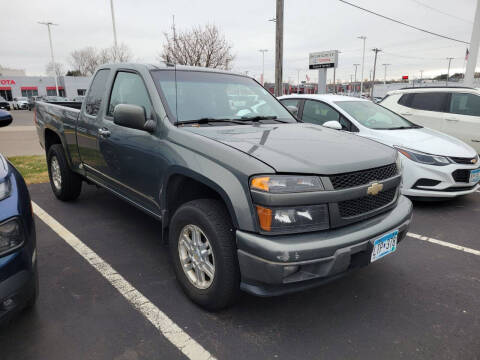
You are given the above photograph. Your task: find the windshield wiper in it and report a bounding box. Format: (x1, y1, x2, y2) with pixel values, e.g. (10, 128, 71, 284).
(178, 118, 249, 126)
(239, 115, 287, 123)
(386, 126, 421, 130)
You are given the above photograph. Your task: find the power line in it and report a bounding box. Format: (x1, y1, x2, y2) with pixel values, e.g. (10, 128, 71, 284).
(410, 0, 472, 24)
(338, 0, 470, 44)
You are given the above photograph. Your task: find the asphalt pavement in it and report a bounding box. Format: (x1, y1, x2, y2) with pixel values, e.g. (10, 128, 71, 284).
(0, 110, 43, 156)
(0, 183, 479, 360)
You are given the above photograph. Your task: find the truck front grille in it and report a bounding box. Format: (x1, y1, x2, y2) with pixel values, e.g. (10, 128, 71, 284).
(330, 163, 397, 190)
(338, 188, 397, 218)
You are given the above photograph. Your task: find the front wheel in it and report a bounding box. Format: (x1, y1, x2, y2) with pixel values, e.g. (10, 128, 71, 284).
(169, 199, 240, 310)
(47, 144, 82, 201)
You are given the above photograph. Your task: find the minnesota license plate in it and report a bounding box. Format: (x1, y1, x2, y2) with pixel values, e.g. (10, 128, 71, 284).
(469, 168, 480, 183)
(371, 230, 398, 263)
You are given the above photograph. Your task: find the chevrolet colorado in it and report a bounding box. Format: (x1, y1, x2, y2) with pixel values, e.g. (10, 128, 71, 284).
(34, 63, 412, 309)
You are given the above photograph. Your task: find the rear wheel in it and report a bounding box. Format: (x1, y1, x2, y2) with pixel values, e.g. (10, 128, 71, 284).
(47, 144, 82, 201)
(169, 199, 240, 310)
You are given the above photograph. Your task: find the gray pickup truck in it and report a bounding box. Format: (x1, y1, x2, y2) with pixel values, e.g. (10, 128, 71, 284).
(34, 63, 412, 309)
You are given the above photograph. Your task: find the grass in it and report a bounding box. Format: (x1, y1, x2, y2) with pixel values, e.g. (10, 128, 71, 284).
(8, 155, 49, 184)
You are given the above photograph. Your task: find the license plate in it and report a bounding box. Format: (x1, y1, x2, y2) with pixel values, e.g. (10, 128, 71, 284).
(470, 168, 480, 183)
(371, 230, 398, 263)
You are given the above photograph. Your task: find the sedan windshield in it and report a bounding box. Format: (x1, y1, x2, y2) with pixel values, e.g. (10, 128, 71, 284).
(151, 69, 296, 124)
(335, 100, 421, 130)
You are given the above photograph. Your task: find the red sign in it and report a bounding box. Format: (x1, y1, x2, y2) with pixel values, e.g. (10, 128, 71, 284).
(402, 75, 409, 80)
(0, 87, 11, 91)
(46, 86, 64, 90)
(0, 79, 16, 85)
(21, 86, 38, 91)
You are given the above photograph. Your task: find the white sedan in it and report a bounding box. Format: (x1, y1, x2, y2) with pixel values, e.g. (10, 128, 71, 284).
(279, 94, 480, 199)
(12, 97, 29, 110)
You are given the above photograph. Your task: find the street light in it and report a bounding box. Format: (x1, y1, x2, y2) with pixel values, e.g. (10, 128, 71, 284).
(38, 21, 59, 97)
(259, 49, 268, 85)
(358, 36, 367, 95)
(382, 63, 391, 85)
(353, 63, 360, 94)
(110, 0, 118, 47)
(446, 57, 454, 86)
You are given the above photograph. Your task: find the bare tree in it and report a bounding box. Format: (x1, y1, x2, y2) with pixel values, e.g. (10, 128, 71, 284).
(45, 61, 65, 77)
(159, 24, 234, 69)
(70, 44, 133, 76)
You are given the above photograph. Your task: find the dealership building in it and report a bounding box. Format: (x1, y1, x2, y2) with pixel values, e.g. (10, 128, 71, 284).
(0, 75, 91, 100)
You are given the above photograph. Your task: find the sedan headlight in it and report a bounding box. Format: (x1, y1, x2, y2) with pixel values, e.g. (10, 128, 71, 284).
(0, 179, 11, 201)
(0, 218, 23, 256)
(395, 146, 451, 166)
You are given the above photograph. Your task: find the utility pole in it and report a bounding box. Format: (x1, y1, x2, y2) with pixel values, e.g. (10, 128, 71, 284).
(465, 0, 480, 87)
(382, 63, 391, 85)
(371, 48, 382, 98)
(353, 63, 359, 94)
(38, 21, 59, 97)
(110, 0, 118, 47)
(259, 49, 268, 85)
(446, 57, 454, 86)
(274, 0, 284, 96)
(358, 36, 367, 95)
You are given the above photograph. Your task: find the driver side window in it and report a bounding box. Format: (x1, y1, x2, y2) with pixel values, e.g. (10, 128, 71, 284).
(108, 71, 152, 119)
(302, 100, 340, 125)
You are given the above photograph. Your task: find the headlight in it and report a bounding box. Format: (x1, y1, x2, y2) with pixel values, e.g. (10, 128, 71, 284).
(395, 146, 451, 166)
(250, 175, 323, 193)
(256, 204, 329, 234)
(0, 179, 11, 201)
(0, 218, 23, 256)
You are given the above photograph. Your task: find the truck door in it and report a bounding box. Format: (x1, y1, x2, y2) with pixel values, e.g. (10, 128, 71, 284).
(95, 70, 164, 215)
(77, 69, 111, 174)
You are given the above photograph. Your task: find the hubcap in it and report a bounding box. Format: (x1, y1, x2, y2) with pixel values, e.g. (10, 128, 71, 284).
(178, 224, 215, 289)
(50, 156, 62, 190)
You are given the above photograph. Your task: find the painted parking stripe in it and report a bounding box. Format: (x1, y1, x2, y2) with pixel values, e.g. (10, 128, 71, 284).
(32, 202, 215, 360)
(407, 232, 480, 256)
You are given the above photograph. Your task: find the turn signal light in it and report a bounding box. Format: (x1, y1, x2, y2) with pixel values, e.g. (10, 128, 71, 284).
(251, 177, 270, 192)
(256, 205, 272, 232)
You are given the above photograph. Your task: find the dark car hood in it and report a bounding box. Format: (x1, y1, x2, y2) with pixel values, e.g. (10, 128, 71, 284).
(185, 123, 396, 174)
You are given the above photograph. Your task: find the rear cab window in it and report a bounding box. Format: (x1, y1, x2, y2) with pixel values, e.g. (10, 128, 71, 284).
(85, 69, 110, 116)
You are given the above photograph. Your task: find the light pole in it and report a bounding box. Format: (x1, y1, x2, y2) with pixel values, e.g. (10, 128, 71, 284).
(420, 69, 424, 83)
(382, 63, 391, 85)
(274, 0, 284, 96)
(446, 57, 454, 86)
(371, 48, 382, 98)
(38, 21, 59, 97)
(353, 63, 359, 94)
(358, 36, 367, 95)
(297, 69, 301, 93)
(259, 49, 268, 86)
(110, 0, 118, 47)
(465, 0, 480, 86)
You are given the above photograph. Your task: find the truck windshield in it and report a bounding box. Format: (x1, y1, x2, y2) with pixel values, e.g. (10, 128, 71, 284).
(151, 69, 296, 124)
(335, 101, 421, 130)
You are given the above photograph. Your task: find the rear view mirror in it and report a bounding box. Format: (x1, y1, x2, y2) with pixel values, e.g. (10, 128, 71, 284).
(0, 112, 12, 128)
(113, 104, 147, 131)
(323, 120, 343, 130)
(286, 105, 298, 118)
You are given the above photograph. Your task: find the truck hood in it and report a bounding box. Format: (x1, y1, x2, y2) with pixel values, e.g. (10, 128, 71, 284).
(185, 123, 396, 174)
(362, 127, 477, 158)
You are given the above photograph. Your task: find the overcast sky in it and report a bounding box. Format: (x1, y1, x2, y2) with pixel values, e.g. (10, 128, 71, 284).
(1, 0, 478, 83)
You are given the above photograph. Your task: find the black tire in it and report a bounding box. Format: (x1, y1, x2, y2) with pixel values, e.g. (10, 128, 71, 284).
(47, 144, 82, 201)
(169, 199, 240, 310)
(25, 264, 39, 309)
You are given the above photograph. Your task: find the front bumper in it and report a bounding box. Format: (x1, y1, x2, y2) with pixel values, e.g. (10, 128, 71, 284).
(401, 157, 479, 198)
(236, 195, 412, 296)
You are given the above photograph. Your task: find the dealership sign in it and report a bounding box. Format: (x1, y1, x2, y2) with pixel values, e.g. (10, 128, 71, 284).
(0, 80, 16, 85)
(309, 50, 339, 69)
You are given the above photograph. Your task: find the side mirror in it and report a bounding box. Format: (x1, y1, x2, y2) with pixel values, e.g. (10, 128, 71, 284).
(0, 112, 12, 128)
(286, 105, 298, 118)
(323, 120, 342, 130)
(113, 104, 148, 131)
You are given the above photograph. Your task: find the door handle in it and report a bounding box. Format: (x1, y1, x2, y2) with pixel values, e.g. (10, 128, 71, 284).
(98, 127, 111, 138)
(445, 118, 459, 122)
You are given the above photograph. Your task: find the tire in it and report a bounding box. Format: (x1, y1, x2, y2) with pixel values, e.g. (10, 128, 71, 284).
(47, 144, 82, 201)
(169, 199, 240, 310)
(25, 264, 39, 309)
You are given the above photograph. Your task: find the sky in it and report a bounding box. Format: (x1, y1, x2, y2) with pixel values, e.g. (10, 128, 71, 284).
(1, 0, 478, 84)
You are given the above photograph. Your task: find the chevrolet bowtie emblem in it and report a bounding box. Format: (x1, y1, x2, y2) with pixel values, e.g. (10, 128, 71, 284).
(471, 158, 478, 164)
(367, 182, 383, 196)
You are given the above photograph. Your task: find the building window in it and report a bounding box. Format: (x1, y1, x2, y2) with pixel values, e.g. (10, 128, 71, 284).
(21, 89, 38, 97)
(77, 89, 86, 96)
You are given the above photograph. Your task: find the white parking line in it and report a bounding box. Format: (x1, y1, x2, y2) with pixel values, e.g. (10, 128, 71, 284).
(407, 232, 480, 256)
(32, 202, 215, 360)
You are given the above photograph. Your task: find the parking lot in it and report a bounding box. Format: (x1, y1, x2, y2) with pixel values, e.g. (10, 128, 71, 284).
(0, 110, 43, 157)
(0, 181, 478, 360)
